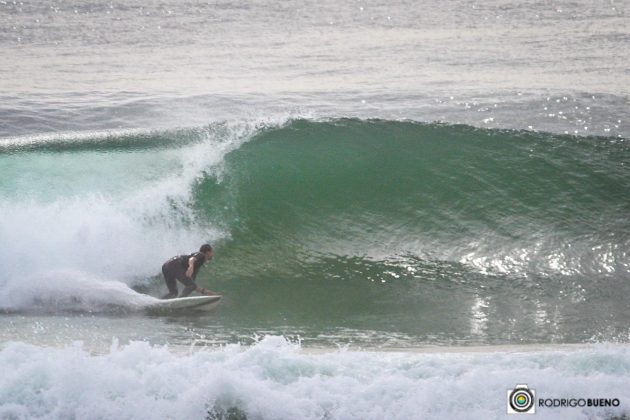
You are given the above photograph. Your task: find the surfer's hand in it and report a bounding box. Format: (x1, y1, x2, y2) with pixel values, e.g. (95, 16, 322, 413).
(196, 286, 220, 296)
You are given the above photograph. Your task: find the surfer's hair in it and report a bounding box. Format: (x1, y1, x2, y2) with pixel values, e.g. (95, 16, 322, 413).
(200, 244, 213, 253)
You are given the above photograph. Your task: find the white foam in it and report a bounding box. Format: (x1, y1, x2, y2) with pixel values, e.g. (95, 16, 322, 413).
(0, 337, 628, 420)
(0, 119, 286, 311)
(0, 270, 158, 312)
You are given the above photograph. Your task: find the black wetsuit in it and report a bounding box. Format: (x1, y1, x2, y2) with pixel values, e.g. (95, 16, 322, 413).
(161, 252, 207, 299)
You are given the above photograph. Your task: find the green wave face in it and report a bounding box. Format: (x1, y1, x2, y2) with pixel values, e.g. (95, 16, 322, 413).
(198, 119, 628, 276)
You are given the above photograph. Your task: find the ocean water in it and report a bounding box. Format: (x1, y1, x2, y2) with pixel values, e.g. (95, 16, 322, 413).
(1, 0, 629, 419)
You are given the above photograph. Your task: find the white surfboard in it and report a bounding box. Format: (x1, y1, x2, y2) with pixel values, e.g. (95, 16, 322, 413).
(146, 295, 222, 312)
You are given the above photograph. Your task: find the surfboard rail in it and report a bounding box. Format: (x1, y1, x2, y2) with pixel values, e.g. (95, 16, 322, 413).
(145, 295, 222, 312)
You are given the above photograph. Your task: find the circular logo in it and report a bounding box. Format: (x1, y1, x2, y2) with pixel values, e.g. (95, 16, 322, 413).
(509, 387, 535, 413)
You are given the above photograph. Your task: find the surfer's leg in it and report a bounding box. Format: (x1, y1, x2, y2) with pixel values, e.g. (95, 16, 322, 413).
(179, 276, 197, 297)
(161, 263, 179, 299)
(162, 290, 177, 299)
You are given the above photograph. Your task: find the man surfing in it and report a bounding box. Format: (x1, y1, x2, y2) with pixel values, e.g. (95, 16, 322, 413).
(161, 244, 220, 299)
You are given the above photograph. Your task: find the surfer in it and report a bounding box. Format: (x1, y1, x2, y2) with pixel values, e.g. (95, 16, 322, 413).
(161, 244, 220, 299)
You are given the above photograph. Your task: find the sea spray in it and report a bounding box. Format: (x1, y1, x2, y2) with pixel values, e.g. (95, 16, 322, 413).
(0, 119, 285, 310)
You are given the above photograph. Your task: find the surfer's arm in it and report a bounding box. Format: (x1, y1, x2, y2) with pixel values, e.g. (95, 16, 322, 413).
(185, 256, 220, 296)
(185, 256, 196, 278)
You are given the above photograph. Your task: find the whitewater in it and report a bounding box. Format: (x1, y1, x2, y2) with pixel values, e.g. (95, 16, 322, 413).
(2, 337, 629, 420)
(1, 0, 630, 419)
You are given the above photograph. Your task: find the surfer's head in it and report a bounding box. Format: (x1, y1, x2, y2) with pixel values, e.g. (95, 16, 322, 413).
(200, 244, 213, 260)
